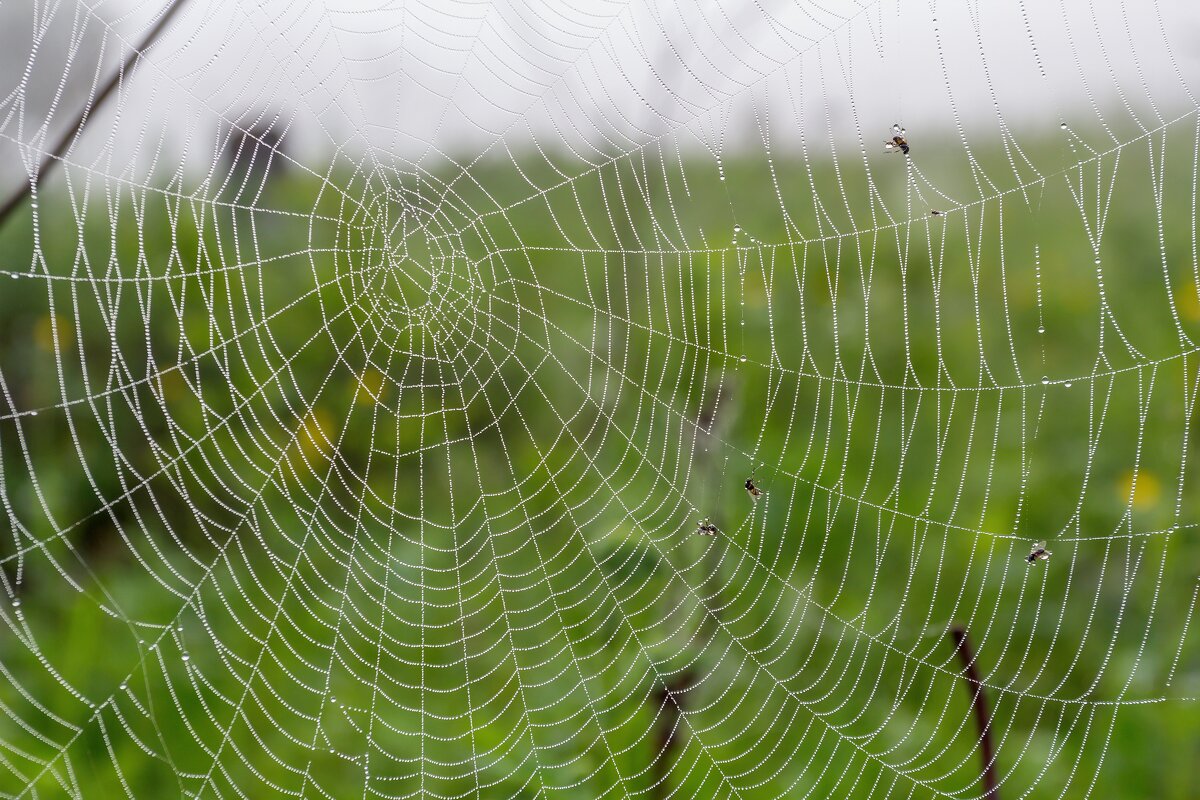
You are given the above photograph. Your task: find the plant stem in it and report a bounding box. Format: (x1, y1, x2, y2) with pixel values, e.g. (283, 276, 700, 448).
(951, 626, 1001, 799)
(0, 0, 190, 230)
(650, 669, 695, 799)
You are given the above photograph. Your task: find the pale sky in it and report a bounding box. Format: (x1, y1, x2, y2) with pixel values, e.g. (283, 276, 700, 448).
(1, 0, 1198, 187)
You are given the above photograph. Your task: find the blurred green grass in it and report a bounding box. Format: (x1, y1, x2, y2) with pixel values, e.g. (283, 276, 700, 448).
(0, 128, 1197, 798)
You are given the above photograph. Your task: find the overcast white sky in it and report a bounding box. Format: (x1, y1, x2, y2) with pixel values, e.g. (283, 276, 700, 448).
(1, 0, 1198, 186)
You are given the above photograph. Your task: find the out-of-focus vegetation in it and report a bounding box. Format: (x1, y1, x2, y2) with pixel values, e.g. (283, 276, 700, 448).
(0, 127, 1197, 798)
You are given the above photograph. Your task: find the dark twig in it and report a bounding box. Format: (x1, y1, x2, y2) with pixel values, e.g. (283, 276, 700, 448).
(950, 626, 1001, 799)
(0, 0, 190, 230)
(646, 380, 731, 797)
(650, 669, 695, 799)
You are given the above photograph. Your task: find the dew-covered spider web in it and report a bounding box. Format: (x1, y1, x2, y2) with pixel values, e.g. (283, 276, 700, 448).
(0, 0, 1198, 797)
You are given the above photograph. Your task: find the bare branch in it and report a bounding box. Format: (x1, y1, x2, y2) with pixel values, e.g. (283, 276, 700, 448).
(649, 669, 696, 799)
(0, 0, 190, 230)
(951, 626, 1001, 799)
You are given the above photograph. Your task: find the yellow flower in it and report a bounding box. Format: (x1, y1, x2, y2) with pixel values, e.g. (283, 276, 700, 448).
(33, 314, 73, 352)
(289, 408, 333, 469)
(155, 367, 187, 404)
(356, 368, 385, 405)
(1117, 469, 1160, 509)
(1179, 280, 1200, 323)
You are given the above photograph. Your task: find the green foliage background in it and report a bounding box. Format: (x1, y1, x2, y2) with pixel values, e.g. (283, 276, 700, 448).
(0, 126, 1197, 797)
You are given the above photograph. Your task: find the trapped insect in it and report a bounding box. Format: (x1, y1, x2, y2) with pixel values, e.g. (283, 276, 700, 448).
(884, 124, 909, 155)
(1026, 540, 1052, 564)
(930, 210, 944, 217)
(744, 478, 763, 501)
(697, 519, 719, 536)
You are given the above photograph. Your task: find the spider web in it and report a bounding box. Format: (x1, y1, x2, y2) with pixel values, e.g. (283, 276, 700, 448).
(0, 0, 1197, 797)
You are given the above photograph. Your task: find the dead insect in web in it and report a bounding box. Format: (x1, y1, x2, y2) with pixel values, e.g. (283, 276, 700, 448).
(744, 478, 763, 501)
(1026, 540, 1052, 564)
(884, 124, 910, 155)
(930, 210, 944, 217)
(697, 519, 719, 536)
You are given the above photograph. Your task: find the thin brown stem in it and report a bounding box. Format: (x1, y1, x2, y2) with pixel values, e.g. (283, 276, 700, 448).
(647, 380, 731, 797)
(0, 0, 190, 230)
(951, 626, 1001, 799)
(649, 669, 695, 799)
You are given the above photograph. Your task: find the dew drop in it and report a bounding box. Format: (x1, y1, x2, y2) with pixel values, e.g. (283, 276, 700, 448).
(12, 599, 20, 607)
(1038, 327, 1045, 334)
(739, 356, 748, 363)
(119, 683, 127, 691)
(1041, 377, 1050, 385)
(1064, 382, 1073, 388)
(733, 225, 741, 233)
(1060, 123, 1067, 130)
(181, 653, 190, 662)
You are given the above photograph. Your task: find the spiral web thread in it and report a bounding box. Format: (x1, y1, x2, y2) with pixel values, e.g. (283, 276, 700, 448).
(0, 0, 1197, 797)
